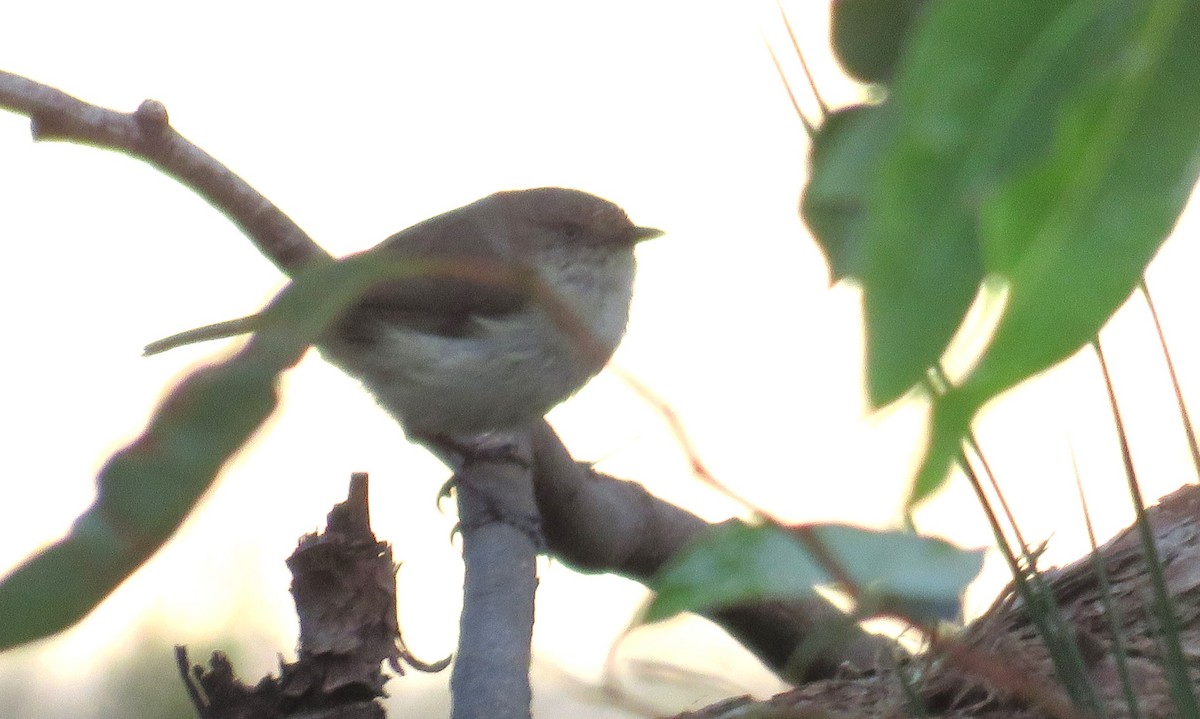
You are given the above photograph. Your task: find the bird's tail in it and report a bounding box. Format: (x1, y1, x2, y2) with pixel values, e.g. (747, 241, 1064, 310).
(143, 314, 262, 356)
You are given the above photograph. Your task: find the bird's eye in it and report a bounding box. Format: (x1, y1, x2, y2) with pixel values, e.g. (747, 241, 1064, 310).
(561, 223, 582, 239)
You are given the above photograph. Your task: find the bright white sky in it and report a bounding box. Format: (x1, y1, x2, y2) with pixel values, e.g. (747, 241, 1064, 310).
(2, 3, 1198, 717)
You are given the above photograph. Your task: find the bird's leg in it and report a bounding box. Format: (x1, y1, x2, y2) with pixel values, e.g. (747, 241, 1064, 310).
(424, 430, 544, 548)
(427, 431, 535, 468)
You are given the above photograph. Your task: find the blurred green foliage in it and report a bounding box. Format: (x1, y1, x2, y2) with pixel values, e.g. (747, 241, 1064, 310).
(807, 0, 1200, 506)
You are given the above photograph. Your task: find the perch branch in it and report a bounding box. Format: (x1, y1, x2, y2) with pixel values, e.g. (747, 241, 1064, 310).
(0, 70, 327, 273)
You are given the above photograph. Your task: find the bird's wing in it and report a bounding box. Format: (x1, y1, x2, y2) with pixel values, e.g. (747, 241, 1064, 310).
(145, 196, 534, 355)
(335, 194, 533, 342)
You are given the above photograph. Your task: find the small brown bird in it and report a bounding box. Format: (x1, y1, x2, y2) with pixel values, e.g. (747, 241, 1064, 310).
(150, 188, 662, 436)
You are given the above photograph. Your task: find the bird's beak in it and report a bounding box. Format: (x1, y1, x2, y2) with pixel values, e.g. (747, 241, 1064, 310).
(632, 226, 665, 242)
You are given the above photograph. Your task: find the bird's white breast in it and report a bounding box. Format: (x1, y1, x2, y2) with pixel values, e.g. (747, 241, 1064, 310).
(329, 244, 636, 435)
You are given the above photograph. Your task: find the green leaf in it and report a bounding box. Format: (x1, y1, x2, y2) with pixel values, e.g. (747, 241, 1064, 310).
(0, 250, 465, 649)
(0, 359, 283, 650)
(644, 522, 984, 627)
(968, 1, 1200, 401)
(860, 0, 1078, 406)
(913, 0, 1200, 499)
(801, 104, 894, 282)
(831, 0, 929, 85)
(907, 388, 979, 510)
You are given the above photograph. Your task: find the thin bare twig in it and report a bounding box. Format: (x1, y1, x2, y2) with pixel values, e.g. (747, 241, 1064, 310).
(777, 0, 829, 119)
(1139, 279, 1200, 478)
(1093, 338, 1200, 715)
(0, 70, 327, 273)
(1069, 442, 1143, 719)
(763, 39, 817, 137)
